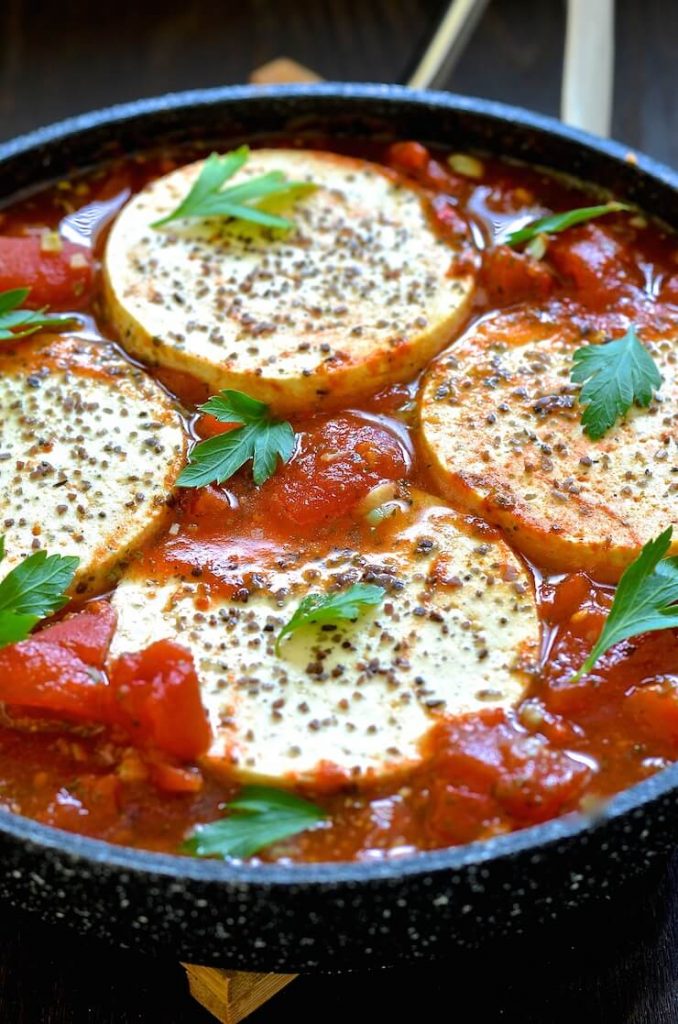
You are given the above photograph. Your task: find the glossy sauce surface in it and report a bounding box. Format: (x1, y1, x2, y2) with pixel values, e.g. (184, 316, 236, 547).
(0, 137, 676, 862)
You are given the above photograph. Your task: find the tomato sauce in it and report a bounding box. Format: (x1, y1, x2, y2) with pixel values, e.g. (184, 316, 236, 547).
(0, 136, 676, 862)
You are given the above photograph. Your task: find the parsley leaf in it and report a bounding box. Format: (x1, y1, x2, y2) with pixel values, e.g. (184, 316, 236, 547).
(504, 201, 630, 248)
(0, 288, 73, 341)
(181, 786, 326, 859)
(276, 583, 385, 655)
(152, 146, 316, 230)
(571, 326, 662, 440)
(0, 537, 79, 648)
(177, 390, 295, 488)
(573, 528, 678, 680)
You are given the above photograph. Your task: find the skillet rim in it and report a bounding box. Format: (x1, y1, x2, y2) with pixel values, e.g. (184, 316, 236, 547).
(0, 81, 676, 888)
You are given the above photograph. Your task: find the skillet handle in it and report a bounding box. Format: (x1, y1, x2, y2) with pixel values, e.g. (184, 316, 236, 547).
(408, 0, 615, 140)
(406, 0, 491, 89)
(560, 0, 615, 137)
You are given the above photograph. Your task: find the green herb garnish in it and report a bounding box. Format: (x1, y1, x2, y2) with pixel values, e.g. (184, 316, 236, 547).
(181, 786, 326, 859)
(504, 201, 630, 248)
(0, 537, 79, 648)
(276, 583, 385, 655)
(0, 288, 73, 341)
(177, 390, 295, 489)
(152, 146, 316, 230)
(573, 528, 678, 681)
(571, 325, 662, 440)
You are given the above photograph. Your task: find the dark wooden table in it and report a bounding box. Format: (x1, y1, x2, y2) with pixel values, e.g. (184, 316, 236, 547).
(0, 1, 677, 1020)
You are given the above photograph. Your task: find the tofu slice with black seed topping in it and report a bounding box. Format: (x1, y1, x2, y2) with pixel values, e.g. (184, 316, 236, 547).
(109, 489, 539, 788)
(419, 305, 678, 582)
(103, 149, 475, 414)
(0, 334, 186, 595)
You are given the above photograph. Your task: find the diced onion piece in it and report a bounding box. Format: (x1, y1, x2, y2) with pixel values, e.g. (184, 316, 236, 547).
(365, 500, 406, 525)
(40, 230, 63, 253)
(447, 153, 485, 179)
(525, 233, 548, 260)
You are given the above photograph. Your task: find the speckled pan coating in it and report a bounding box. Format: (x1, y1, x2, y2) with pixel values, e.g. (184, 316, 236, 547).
(0, 84, 677, 970)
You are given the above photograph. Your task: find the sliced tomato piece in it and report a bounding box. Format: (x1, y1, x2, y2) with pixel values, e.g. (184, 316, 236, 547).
(0, 235, 94, 309)
(265, 413, 409, 530)
(32, 601, 116, 667)
(109, 640, 212, 760)
(480, 244, 555, 306)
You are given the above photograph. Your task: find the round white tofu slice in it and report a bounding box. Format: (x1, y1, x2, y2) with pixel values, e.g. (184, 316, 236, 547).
(420, 305, 678, 581)
(0, 334, 186, 595)
(109, 489, 539, 788)
(103, 149, 475, 413)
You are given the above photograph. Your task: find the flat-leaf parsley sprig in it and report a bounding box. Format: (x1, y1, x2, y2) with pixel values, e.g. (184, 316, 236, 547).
(152, 146, 317, 231)
(573, 527, 678, 680)
(178, 389, 295, 488)
(570, 325, 662, 440)
(504, 201, 630, 249)
(0, 537, 79, 648)
(0, 288, 74, 341)
(276, 583, 386, 655)
(181, 786, 326, 859)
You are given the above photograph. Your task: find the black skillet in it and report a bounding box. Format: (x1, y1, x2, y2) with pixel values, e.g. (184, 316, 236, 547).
(0, 84, 676, 972)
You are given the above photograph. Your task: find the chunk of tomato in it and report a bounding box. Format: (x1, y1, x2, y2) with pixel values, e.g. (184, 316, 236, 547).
(494, 733, 590, 822)
(426, 709, 591, 834)
(547, 223, 644, 308)
(429, 709, 506, 794)
(425, 784, 498, 845)
(0, 235, 94, 309)
(0, 608, 210, 763)
(0, 640, 109, 720)
(386, 141, 466, 196)
(265, 413, 409, 529)
(149, 762, 204, 794)
(626, 681, 678, 749)
(109, 640, 212, 760)
(480, 245, 555, 306)
(32, 600, 116, 667)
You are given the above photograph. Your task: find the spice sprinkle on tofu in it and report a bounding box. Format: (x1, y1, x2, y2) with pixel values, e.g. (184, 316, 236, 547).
(104, 149, 475, 414)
